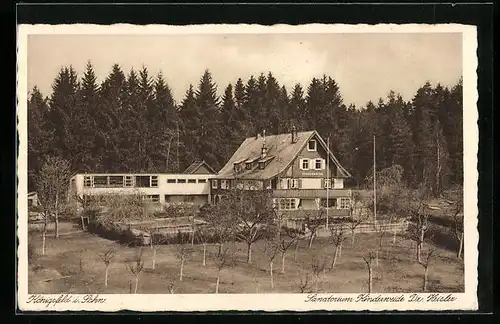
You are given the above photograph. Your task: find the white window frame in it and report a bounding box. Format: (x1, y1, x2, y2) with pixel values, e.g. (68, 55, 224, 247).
(324, 178, 332, 189)
(339, 197, 351, 209)
(150, 175, 159, 187)
(300, 158, 310, 170)
(221, 180, 229, 189)
(290, 179, 300, 189)
(83, 175, 93, 187)
(279, 198, 298, 210)
(124, 175, 134, 187)
(212, 180, 218, 189)
(308, 140, 317, 151)
(315, 158, 323, 170)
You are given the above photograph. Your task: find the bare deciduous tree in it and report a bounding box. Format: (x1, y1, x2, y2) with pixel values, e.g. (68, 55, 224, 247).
(125, 248, 145, 294)
(278, 227, 299, 274)
(164, 273, 178, 294)
(175, 244, 193, 282)
(445, 189, 464, 259)
(304, 209, 325, 249)
(404, 188, 432, 263)
(362, 251, 377, 293)
(418, 246, 435, 292)
(310, 252, 328, 292)
(297, 271, 313, 293)
(264, 240, 280, 289)
(199, 202, 235, 257)
(329, 224, 348, 269)
(35, 156, 72, 253)
(213, 245, 235, 294)
(195, 225, 211, 266)
(97, 246, 116, 287)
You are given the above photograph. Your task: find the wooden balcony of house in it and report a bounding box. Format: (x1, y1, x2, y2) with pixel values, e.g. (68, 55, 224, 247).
(271, 188, 352, 199)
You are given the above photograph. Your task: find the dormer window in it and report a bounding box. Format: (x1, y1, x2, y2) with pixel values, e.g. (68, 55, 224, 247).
(308, 139, 317, 151)
(246, 162, 252, 170)
(259, 162, 266, 170)
(234, 163, 241, 173)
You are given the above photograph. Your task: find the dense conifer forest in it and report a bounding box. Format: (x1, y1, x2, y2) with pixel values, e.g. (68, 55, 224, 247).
(27, 62, 463, 195)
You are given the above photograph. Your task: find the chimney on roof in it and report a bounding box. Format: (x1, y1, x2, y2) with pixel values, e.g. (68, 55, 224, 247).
(261, 130, 267, 159)
(291, 125, 298, 143)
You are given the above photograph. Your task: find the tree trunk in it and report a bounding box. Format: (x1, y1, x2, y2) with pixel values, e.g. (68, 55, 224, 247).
(423, 265, 429, 292)
(42, 231, 46, 256)
(339, 243, 342, 258)
(81, 215, 86, 230)
(246, 242, 252, 263)
(331, 246, 339, 269)
(368, 265, 373, 293)
(202, 243, 207, 266)
(392, 229, 397, 244)
(215, 272, 220, 294)
(375, 250, 379, 266)
(105, 265, 109, 287)
(417, 243, 422, 263)
(294, 240, 299, 260)
(54, 211, 59, 239)
(218, 242, 223, 256)
(134, 276, 139, 294)
(457, 231, 464, 259)
(308, 233, 315, 249)
(152, 247, 156, 270)
(179, 258, 184, 281)
(281, 252, 286, 274)
(351, 232, 355, 246)
(269, 261, 274, 288)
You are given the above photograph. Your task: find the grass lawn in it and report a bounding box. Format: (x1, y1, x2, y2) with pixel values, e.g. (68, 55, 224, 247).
(28, 223, 464, 294)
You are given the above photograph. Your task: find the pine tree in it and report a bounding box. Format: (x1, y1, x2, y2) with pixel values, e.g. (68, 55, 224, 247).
(244, 75, 260, 136)
(179, 84, 199, 171)
(289, 83, 307, 131)
(47, 66, 79, 164)
(195, 69, 222, 170)
(28, 86, 51, 190)
(219, 83, 239, 161)
(265, 72, 282, 134)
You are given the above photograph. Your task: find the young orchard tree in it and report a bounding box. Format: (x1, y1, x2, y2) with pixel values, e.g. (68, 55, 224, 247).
(264, 240, 280, 289)
(445, 188, 464, 259)
(146, 225, 159, 270)
(297, 271, 313, 293)
(348, 193, 369, 247)
(199, 202, 234, 256)
(195, 225, 211, 266)
(310, 251, 328, 292)
(304, 209, 326, 249)
(35, 156, 72, 255)
(418, 246, 436, 292)
(97, 246, 116, 288)
(175, 243, 193, 282)
(278, 227, 299, 274)
(405, 190, 432, 263)
(362, 251, 377, 293)
(230, 189, 275, 264)
(164, 272, 178, 294)
(329, 224, 348, 269)
(125, 248, 145, 294)
(213, 245, 235, 294)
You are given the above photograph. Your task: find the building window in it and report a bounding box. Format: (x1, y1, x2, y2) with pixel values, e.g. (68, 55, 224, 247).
(301, 159, 310, 170)
(198, 179, 207, 183)
(259, 162, 266, 170)
(135, 176, 151, 187)
(290, 179, 300, 189)
(177, 179, 186, 184)
(279, 198, 297, 210)
(151, 176, 159, 187)
(167, 179, 176, 183)
(320, 198, 336, 208)
(188, 179, 197, 184)
(143, 194, 160, 202)
(246, 162, 252, 170)
(324, 179, 332, 189)
(221, 180, 229, 189)
(93, 176, 108, 187)
(234, 163, 241, 173)
(124, 176, 134, 187)
(108, 176, 124, 187)
(83, 176, 93, 187)
(308, 140, 317, 151)
(315, 159, 323, 170)
(339, 197, 351, 209)
(212, 180, 218, 189)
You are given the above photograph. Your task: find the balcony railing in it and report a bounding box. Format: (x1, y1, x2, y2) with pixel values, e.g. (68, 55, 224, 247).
(272, 188, 352, 198)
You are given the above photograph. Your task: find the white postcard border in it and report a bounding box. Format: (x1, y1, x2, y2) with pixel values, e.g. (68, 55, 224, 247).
(16, 23, 478, 312)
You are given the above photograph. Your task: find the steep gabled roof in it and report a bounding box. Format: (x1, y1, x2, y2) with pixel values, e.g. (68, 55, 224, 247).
(183, 160, 217, 174)
(215, 130, 351, 180)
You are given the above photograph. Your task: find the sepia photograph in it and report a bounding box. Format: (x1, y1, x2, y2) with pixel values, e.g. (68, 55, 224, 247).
(17, 24, 478, 311)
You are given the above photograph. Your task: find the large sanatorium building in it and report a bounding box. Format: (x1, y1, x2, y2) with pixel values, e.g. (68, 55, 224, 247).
(69, 129, 353, 217)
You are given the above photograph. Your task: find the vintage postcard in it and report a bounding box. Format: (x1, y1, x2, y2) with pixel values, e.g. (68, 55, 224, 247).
(17, 23, 478, 312)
